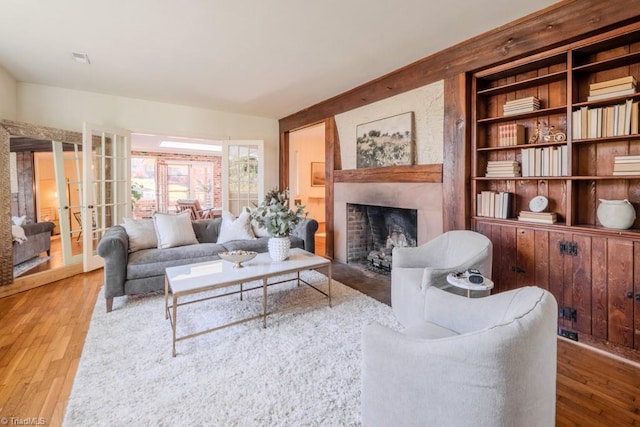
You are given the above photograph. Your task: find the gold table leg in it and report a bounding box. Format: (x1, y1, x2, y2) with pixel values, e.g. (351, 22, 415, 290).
(172, 294, 178, 357)
(263, 277, 268, 328)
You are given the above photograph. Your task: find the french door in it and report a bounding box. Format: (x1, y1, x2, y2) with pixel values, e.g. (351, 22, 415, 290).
(222, 140, 264, 216)
(82, 123, 131, 271)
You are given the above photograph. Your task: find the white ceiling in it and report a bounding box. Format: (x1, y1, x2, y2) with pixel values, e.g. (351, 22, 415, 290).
(0, 0, 559, 120)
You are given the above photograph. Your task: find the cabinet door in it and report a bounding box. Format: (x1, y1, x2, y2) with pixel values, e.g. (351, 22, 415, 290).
(607, 239, 634, 347)
(591, 237, 608, 340)
(569, 234, 592, 335)
(634, 242, 640, 350)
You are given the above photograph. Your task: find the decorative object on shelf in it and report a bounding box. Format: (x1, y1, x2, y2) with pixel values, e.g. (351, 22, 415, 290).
(528, 121, 566, 144)
(218, 250, 258, 268)
(356, 112, 414, 168)
(529, 195, 549, 213)
(248, 188, 308, 261)
(596, 199, 636, 230)
(497, 124, 525, 146)
(310, 162, 325, 187)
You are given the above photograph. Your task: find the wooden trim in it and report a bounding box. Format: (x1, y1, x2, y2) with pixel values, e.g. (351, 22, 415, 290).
(0, 263, 84, 298)
(279, 2, 640, 131)
(279, 131, 289, 191)
(442, 73, 469, 231)
(333, 164, 442, 183)
(325, 117, 340, 259)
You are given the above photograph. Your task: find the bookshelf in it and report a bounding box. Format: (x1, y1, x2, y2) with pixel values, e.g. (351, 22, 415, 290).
(470, 22, 640, 352)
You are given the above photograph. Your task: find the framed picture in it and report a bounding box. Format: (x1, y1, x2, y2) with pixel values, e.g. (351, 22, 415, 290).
(310, 162, 325, 187)
(356, 112, 414, 168)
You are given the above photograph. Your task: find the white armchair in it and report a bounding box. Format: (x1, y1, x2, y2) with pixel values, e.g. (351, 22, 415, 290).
(362, 286, 558, 427)
(391, 230, 492, 329)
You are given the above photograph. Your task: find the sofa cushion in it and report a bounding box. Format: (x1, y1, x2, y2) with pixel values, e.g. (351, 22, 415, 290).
(127, 243, 226, 280)
(216, 210, 255, 244)
(153, 211, 198, 249)
(404, 322, 459, 339)
(123, 218, 157, 252)
(192, 218, 223, 243)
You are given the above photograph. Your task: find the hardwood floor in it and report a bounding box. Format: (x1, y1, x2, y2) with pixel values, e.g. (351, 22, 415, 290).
(0, 264, 639, 426)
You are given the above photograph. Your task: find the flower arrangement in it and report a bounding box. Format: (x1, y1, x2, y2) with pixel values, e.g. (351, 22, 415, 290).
(248, 188, 308, 237)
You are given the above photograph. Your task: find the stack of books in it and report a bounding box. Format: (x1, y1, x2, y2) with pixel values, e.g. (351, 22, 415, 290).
(613, 155, 640, 175)
(503, 97, 540, 116)
(497, 124, 525, 146)
(477, 191, 513, 219)
(517, 211, 557, 224)
(485, 160, 521, 177)
(587, 76, 636, 101)
(521, 146, 568, 177)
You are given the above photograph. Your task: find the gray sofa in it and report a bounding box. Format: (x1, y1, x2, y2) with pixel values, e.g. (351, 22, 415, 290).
(13, 221, 55, 266)
(97, 217, 318, 312)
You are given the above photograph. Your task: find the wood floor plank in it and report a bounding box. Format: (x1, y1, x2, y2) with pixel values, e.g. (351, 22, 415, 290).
(0, 263, 639, 425)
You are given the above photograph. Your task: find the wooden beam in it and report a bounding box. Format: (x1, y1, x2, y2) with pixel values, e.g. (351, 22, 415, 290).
(325, 117, 338, 259)
(443, 73, 470, 232)
(333, 164, 442, 183)
(279, 1, 640, 132)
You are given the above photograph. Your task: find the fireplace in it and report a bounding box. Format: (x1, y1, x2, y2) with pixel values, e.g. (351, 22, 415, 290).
(346, 203, 418, 273)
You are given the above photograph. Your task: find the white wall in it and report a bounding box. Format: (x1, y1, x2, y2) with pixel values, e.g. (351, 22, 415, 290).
(335, 80, 444, 169)
(0, 65, 17, 120)
(16, 83, 280, 191)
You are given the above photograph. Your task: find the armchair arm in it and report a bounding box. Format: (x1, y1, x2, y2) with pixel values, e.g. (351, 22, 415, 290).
(362, 323, 509, 427)
(291, 218, 318, 253)
(392, 242, 438, 269)
(97, 225, 129, 301)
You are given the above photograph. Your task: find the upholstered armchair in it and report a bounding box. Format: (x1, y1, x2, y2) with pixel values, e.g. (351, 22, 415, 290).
(391, 230, 492, 329)
(362, 286, 558, 427)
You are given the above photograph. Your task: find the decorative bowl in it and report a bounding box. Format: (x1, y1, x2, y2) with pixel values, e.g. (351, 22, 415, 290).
(218, 251, 258, 268)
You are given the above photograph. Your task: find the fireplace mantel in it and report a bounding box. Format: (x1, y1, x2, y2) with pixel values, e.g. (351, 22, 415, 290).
(333, 164, 442, 183)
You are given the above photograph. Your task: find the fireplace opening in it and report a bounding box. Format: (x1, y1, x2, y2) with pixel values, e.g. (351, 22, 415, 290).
(346, 203, 418, 274)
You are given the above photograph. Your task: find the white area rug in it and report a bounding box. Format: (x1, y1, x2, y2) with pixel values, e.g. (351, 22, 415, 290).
(64, 271, 399, 426)
(13, 255, 50, 277)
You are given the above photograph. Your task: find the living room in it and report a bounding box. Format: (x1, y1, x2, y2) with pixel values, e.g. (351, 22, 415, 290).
(2, 1, 640, 426)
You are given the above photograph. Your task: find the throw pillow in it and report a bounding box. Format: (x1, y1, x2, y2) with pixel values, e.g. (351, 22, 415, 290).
(153, 211, 198, 249)
(11, 215, 27, 226)
(216, 210, 256, 244)
(122, 217, 158, 252)
(247, 207, 271, 238)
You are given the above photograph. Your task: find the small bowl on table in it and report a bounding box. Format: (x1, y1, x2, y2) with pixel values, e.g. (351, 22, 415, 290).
(218, 250, 257, 268)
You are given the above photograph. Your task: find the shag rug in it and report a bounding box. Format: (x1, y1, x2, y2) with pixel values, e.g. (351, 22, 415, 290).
(13, 256, 50, 277)
(63, 271, 400, 426)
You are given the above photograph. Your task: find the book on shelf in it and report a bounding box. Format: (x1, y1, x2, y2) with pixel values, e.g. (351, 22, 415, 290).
(497, 124, 525, 146)
(520, 146, 566, 177)
(517, 211, 557, 224)
(572, 100, 638, 139)
(485, 160, 520, 177)
(614, 155, 640, 162)
(587, 88, 636, 101)
(589, 82, 636, 96)
(612, 170, 640, 175)
(613, 162, 640, 173)
(502, 97, 540, 116)
(477, 191, 513, 219)
(589, 76, 637, 91)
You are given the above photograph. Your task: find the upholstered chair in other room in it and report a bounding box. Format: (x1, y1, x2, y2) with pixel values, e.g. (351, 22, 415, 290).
(362, 286, 558, 427)
(391, 230, 492, 329)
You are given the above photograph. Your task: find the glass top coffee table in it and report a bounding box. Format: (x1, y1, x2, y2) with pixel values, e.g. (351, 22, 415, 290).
(164, 248, 332, 356)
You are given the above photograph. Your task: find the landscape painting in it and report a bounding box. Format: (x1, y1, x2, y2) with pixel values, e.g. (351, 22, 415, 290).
(356, 112, 414, 168)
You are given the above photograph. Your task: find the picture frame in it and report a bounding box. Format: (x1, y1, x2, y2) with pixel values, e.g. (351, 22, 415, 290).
(356, 112, 414, 168)
(310, 162, 325, 187)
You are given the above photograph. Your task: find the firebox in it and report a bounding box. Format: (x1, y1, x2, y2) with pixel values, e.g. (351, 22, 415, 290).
(346, 203, 418, 273)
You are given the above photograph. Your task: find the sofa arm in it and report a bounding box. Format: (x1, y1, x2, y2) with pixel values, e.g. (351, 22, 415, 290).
(97, 225, 129, 310)
(291, 218, 318, 254)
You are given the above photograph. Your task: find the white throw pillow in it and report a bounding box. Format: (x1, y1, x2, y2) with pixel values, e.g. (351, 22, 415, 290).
(123, 217, 158, 252)
(216, 210, 256, 244)
(153, 211, 198, 249)
(247, 208, 271, 237)
(11, 215, 27, 226)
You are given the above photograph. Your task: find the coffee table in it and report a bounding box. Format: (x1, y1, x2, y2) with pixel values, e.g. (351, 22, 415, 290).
(164, 248, 332, 356)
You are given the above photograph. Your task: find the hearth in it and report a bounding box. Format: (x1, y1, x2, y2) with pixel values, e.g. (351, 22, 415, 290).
(346, 203, 417, 274)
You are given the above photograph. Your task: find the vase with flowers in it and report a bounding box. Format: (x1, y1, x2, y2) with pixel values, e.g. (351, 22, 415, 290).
(248, 188, 308, 261)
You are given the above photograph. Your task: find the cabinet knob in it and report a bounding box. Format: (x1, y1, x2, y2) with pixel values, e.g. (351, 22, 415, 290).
(627, 291, 634, 298)
(636, 294, 640, 301)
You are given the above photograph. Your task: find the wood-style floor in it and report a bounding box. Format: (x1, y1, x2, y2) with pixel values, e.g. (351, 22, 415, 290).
(1, 264, 639, 426)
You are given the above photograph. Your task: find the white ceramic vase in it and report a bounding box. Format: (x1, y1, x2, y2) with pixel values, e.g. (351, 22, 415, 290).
(596, 199, 636, 230)
(268, 236, 291, 262)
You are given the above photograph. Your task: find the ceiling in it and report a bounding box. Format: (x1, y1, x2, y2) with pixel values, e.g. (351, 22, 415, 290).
(0, 0, 559, 120)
